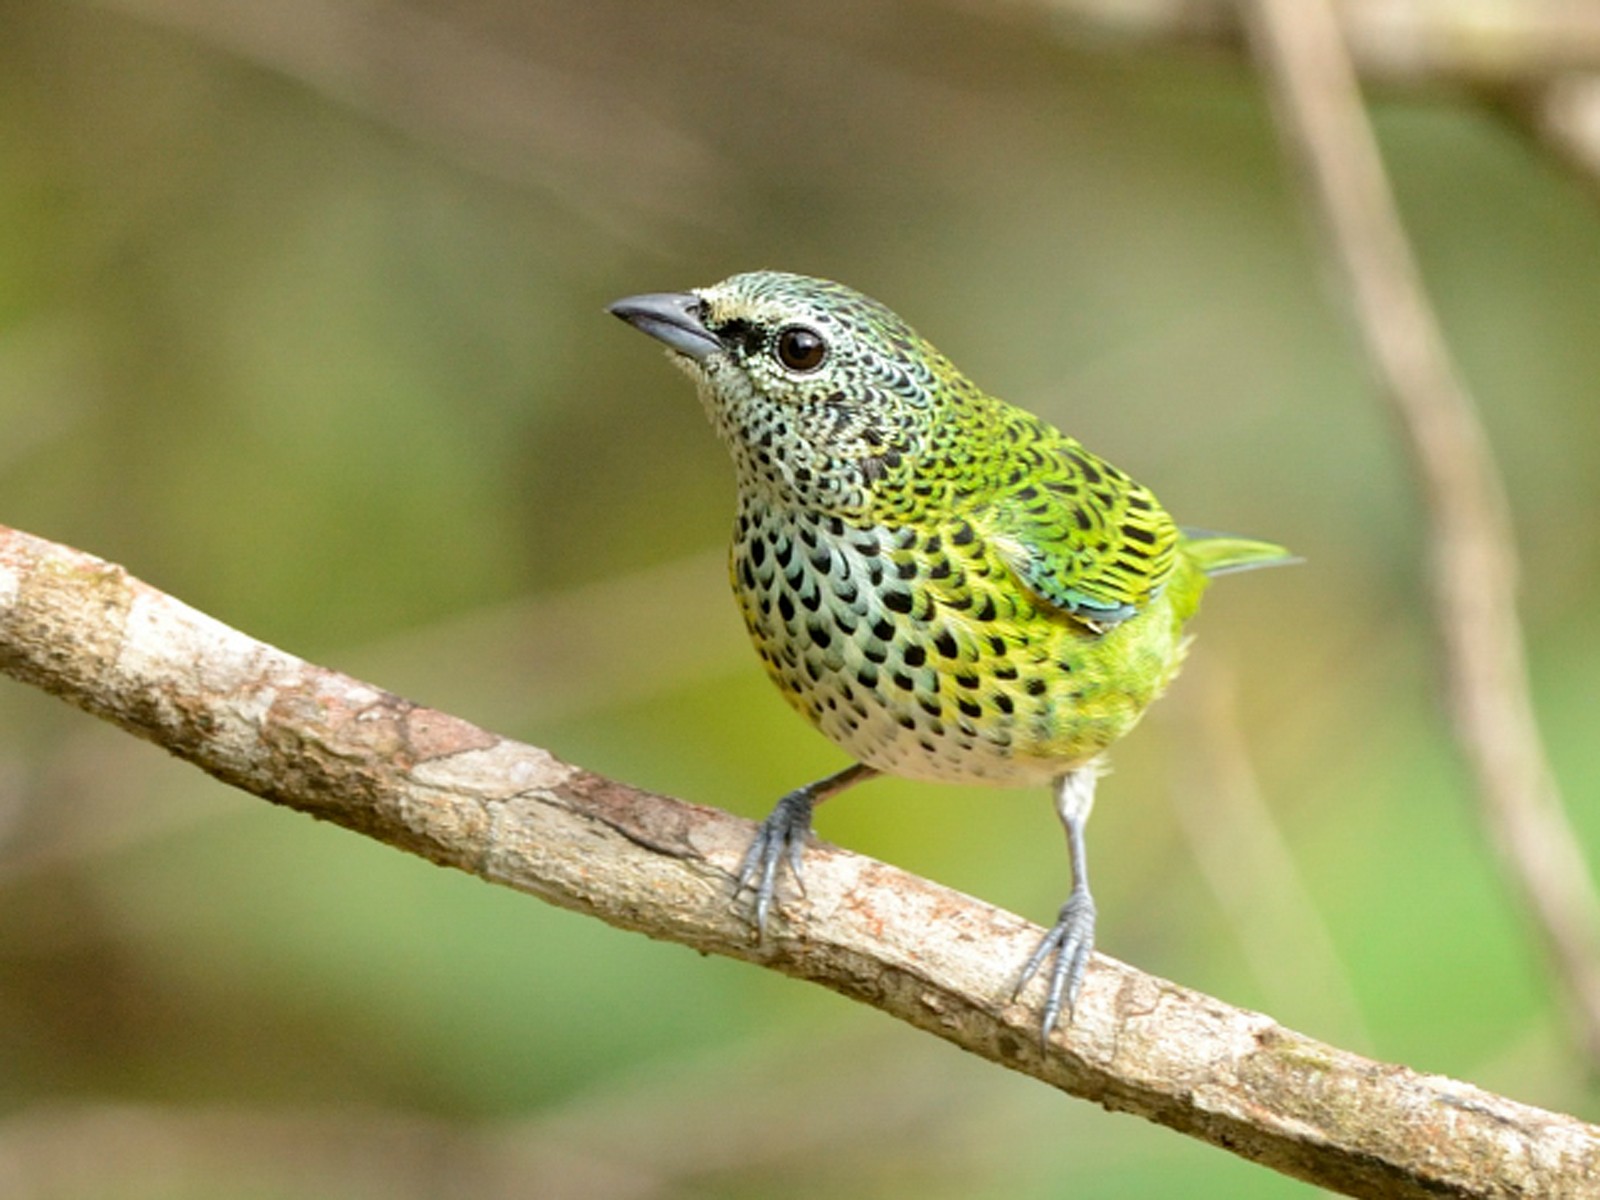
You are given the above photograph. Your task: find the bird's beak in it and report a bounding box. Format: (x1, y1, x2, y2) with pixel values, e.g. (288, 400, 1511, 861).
(607, 292, 721, 362)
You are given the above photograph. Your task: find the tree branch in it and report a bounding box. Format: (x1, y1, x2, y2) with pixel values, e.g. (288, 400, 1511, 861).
(967, 0, 1600, 207)
(989, 0, 1600, 82)
(1242, 0, 1600, 1070)
(3, 523, 1599, 1196)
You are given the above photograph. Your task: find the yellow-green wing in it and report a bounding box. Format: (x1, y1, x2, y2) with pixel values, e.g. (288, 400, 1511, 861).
(975, 437, 1180, 627)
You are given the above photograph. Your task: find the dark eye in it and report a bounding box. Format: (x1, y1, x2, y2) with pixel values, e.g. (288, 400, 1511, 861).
(775, 326, 827, 372)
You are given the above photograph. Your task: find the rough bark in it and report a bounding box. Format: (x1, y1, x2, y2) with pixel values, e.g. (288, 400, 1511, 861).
(1, 523, 1597, 1197)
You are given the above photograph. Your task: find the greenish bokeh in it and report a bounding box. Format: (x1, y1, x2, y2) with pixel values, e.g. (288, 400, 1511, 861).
(1, 3, 1597, 1195)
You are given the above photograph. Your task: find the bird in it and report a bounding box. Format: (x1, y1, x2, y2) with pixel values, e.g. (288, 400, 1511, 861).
(608, 271, 1293, 1040)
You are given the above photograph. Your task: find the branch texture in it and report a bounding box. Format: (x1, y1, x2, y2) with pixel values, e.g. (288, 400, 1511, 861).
(2, 523, 1598, 1198)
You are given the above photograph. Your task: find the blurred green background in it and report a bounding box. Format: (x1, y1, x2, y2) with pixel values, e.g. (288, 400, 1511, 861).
(2, 1, 1599, 1195)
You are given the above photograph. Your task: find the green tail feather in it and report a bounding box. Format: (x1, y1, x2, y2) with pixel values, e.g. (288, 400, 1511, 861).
(1179, 528, 1300, 577)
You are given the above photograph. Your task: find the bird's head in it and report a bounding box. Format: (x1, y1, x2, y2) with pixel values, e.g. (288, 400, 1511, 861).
(610, 271, 976, 515)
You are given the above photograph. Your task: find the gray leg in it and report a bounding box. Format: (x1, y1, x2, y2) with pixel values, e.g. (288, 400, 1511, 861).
(1015, 766, 1099, 1043)
(736, 762, 877, 936)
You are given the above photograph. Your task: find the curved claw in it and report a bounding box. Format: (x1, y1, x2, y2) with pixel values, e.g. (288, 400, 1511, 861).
(1014, 889, 1097, 1046)
(732, 763, 876, 938)
(734, 788, 817, 937)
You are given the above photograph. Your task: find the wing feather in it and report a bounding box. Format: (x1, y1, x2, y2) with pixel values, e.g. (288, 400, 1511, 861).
(975, 438, 1179, 628)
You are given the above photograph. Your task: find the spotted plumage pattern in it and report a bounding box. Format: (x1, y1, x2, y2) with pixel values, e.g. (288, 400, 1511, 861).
(609, 271, 1293, 1039)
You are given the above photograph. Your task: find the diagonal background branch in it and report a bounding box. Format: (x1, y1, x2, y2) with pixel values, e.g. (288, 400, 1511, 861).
(969, 0, 1600, 208)
(3, 522, 1600, 1197)
(1242, 0, 1600, 1070)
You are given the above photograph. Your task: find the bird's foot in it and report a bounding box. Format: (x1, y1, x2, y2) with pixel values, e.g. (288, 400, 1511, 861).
(1014, 887, 1097, 1046)
(734, 786, 817, 938)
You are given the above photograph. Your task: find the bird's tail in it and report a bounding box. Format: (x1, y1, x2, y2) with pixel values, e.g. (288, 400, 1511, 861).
(1180, 528, 1301, 577)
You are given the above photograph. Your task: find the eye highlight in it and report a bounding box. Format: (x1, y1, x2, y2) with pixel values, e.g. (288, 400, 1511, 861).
(775, 326, 827, 373)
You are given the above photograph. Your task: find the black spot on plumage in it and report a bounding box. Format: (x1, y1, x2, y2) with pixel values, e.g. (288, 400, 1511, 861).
(1123, 523, 1156, 545)
(903, 644, 926, 667)
(957, 696, 983, 719)
(872, 618, 894, 640)
(994, 693, 1015, 715)
(857, 664, 879, 688)
(896, 713, 916, 730)
(716, 318, 756, 355)
(1025, 677, 1047, 696)
(951, 522, 975, 546)
(955, 672, 981, 690)
(867, 563, 884, 587)
(892, 672, 914, 692)
(740, 558, 756, 590)
(918, 696, 942, 717)
(863, 641, 888, 665)
(974, 594, 997, 622)
(933, 630, 959, 659)
(993, 662, 1018, 681)
(854, 536, 880, 557)
(807, 621, 832, 648)
(750, 539, 766, 567)
(883, 590, 914, 614)
(928, 558, 951, 580)
(778, 594, 795, 622)
(895, 559, 917, 580)
(827, 516, 845, 536)
(800, 587, 821, 612)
